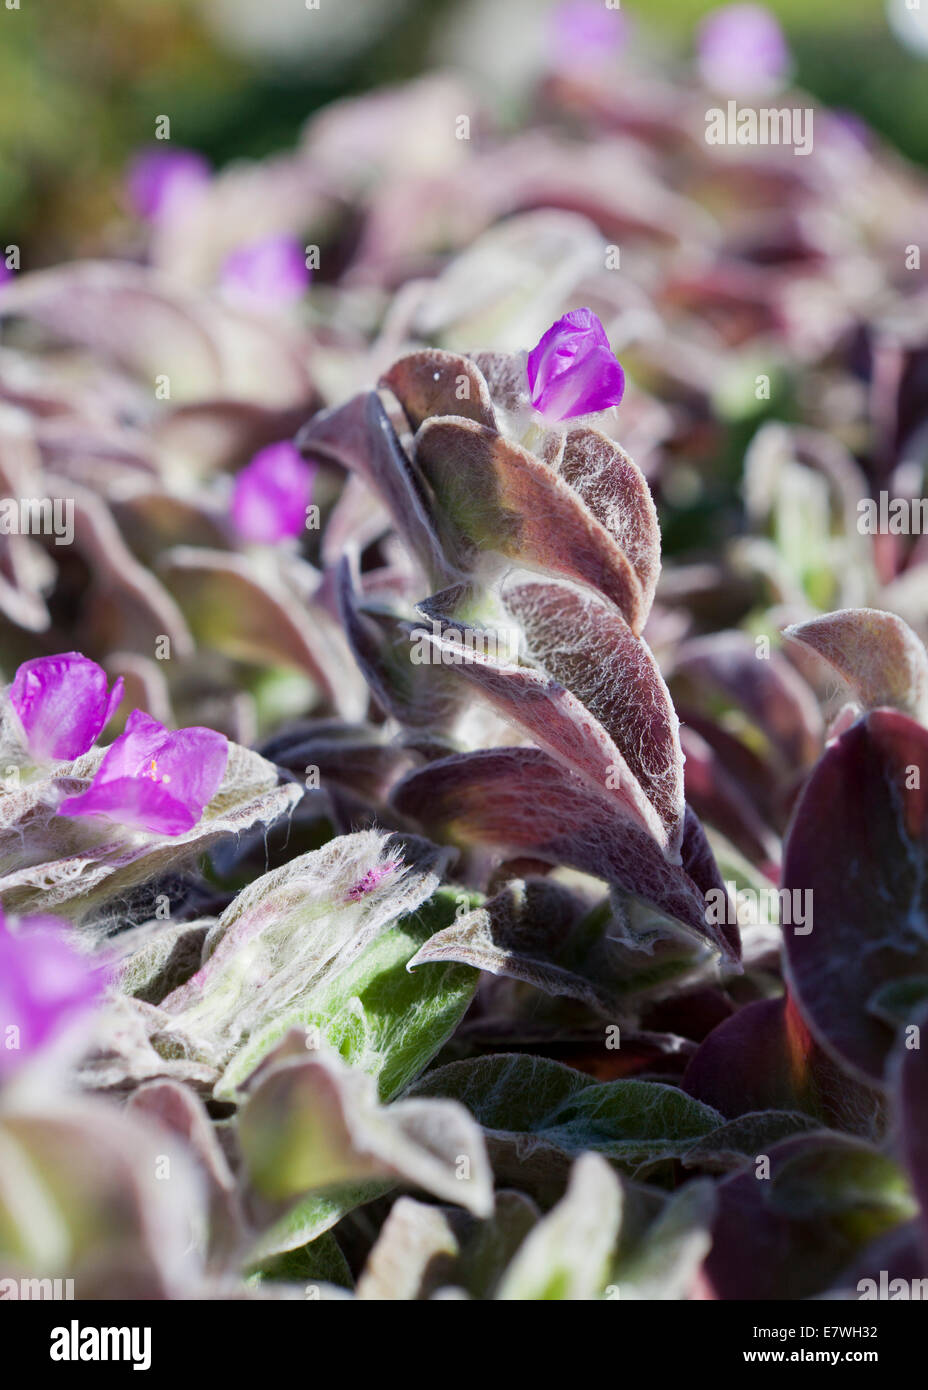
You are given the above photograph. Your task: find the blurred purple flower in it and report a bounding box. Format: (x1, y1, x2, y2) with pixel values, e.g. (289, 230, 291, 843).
(11, 653, 124, 762)
(526, 307, 625, 422)
(231, 441, 315, 543)
(549, 1, 629, 68)
(0, 261, 13, 287)
(126, 146, 211, 221)
(58, 709, 228, 837)
(219, 235, 310, 312)
(0, 908, 104, 1077)
(698, 5, 790, 97)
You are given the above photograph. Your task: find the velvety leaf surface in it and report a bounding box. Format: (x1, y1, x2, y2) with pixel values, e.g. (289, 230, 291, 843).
(784, 609, 928, 721)
(380, 350, 497, 433)
(158, 834, 477, 1101)
(393, 747, 737, 959)
(410, 1054, 724, 1182)
(502, 574, 684, 850)
(415, 417, 649, 631)
(238, 1048, 493, 1216)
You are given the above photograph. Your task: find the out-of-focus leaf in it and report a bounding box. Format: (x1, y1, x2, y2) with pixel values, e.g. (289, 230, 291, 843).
(126, 1080, 242, 1261)
(158, 547, 350, 709)
(237, 1047, 493, 1217)
(784, 608, 928, 722)
(702, 1133, 916, 1300)
(0, 1095, 206, 1298)
(673, 631, 824, 770)
(355, 1197, 460, 1300)
(296, 391, 453, 586)
(494, 1153, 621, 1300)
(782, 710, 928, 1082)
(609, 1179, 715, 1300)
(893, 1001, 928, 1259)
(0, 262, 313, 407)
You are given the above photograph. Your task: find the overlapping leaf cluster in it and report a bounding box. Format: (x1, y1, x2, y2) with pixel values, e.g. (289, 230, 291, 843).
(2, 29, 928, 1302)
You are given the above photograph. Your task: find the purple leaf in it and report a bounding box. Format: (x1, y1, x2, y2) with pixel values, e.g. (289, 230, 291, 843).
(684, 995, 885, 1139)
(783, 608, 928, 722)
(892, 1000, 928, 1261)
(783, 709, 928, 1083)
(557, 427, 660, 618)
(393, 747, 738, 960)
(415, 417, 649, 631)
(296, 391, 454, 585)
(503, 576, 684, 850)
(673, 631, 823, 770)
(380, 350, 497, 433)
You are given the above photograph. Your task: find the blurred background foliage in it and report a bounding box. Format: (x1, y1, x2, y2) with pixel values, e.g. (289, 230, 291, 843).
(0, 0, 926, 264)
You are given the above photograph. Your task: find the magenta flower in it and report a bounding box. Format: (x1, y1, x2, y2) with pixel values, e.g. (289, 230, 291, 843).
(218, 235, 310, 312)
(231, 441, 315, 544)
(11, 653, 124, 762)
(58, 709, 228, 837)
(697, 5, 790, 97)
(126, 146, 211, 221)
(526, 308, 625, 422)
(0, 908, 104, 1077)
(549, 1, 629, 69)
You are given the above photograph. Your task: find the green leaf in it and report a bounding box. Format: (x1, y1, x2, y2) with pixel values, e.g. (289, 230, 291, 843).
(156, 833, 478, 1102)
(495, 1153, 622, 1300)
(411, 1055, 724, 1185)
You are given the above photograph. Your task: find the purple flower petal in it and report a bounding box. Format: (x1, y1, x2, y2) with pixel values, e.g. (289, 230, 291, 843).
(526, 308, 625, 422)
(231, 441, 315, 544)
(58, 709, 228, 837)
(219, 235, 310, 313)
(0, 909, 104, 1077)
(11, 652, 124, 762)
(549, 1, 629, 68)
(697, 5, 790, 97)
(126, 146, 211, 222)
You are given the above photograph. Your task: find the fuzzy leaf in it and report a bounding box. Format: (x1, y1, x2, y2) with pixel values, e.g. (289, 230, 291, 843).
(411, 1055, 724, 1184)
(393, 747, 737, 960)
(415, 417, 649, 632)
(158, 833, 476, 1101)
(784, 608, 928, 722)
(238, 1048, 493, 1217)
